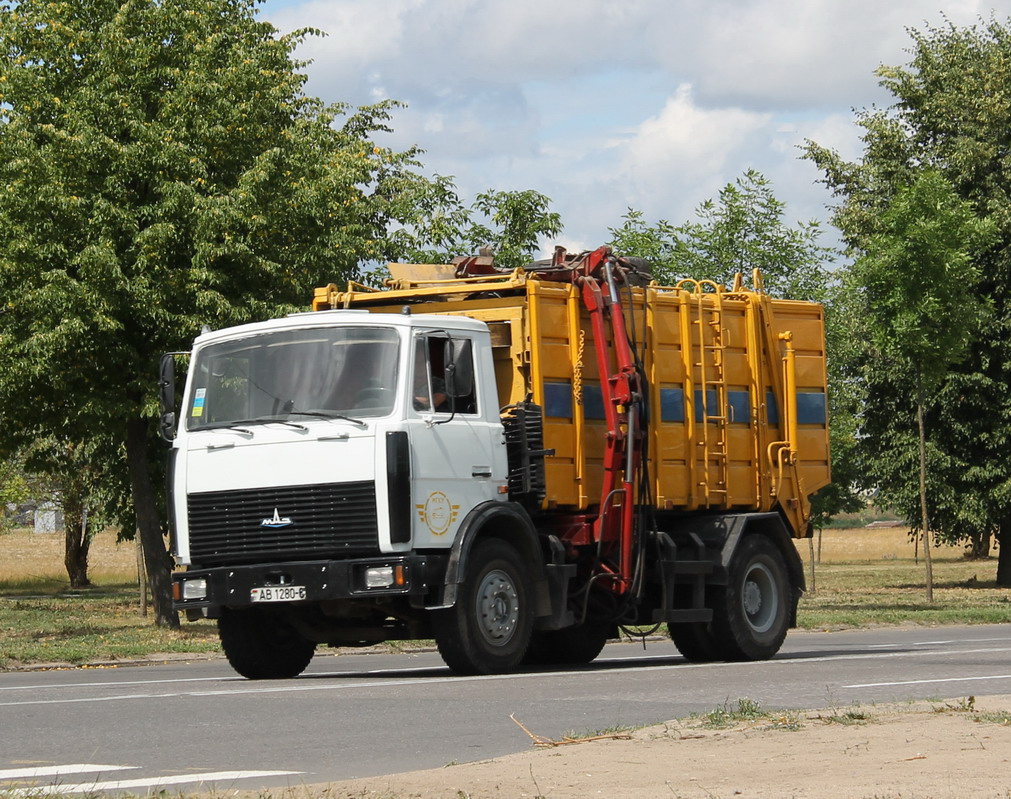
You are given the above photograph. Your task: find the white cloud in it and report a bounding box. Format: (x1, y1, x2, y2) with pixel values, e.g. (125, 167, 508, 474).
(262, 0, 1009, 252)
(618, 84, 772, 192)
(273, 0, 996, 111)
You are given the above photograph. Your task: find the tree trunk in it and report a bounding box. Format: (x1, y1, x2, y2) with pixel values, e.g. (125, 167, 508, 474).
(63, 490, 91, 589)
(125, 416, 179, 628)
(997, 521, 1011, 588)
(916, 389, 934, 603)
(966, 527, 992, 560)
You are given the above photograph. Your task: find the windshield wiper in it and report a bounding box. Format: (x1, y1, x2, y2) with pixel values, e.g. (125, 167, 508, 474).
(287, 410, 367, 428)
(260, 419, 309, 431)
(195, 417, 308, 433)
(194, 411, 364, 434)
(197, 422, 255, 435)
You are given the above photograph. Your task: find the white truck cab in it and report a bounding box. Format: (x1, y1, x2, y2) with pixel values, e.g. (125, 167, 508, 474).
(166, 311, 535, 676)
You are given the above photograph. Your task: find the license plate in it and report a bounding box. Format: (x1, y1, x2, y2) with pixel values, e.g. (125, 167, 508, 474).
(250, 585, 306, 603)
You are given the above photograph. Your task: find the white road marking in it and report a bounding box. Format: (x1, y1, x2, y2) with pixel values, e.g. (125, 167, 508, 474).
(0, 676, 237, 693)
(4, 645, 1011, 708)
(6, 770, 302, 796)
(0, 664, 435, 693)
(0, 765, 135, 780)
(844, 674, 1011, 689)
(4, 634, 1010, 695)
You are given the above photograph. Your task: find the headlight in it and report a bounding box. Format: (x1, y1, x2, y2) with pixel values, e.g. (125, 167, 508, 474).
(364, 566, 395, 589)
(181, 577, 208, 600)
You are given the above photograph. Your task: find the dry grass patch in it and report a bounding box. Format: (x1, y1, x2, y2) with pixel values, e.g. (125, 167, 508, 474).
(0, 526, 138, 586)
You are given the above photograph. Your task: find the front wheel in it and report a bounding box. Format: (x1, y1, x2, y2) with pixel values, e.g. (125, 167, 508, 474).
(432, 538, 534, 675)
(218, 607, 316, 679)
(711, 535, 790, 661)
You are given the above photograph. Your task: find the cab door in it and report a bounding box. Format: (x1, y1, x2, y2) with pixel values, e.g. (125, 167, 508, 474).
(407, 333, 499, 548)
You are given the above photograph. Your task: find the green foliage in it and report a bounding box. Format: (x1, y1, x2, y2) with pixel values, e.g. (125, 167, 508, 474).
(608, 170, 834, 300)
(810, 276, 867, 527)
(388, 181, 563, 269)
(805, 17, 1011, 562)
(0, 0, 441, 621)
(0, 456, 30, 532)
(850, 169, 992, 589)
(470, 189, 563, 269)
(853, 169, 992, 391)
(797, 543, 1011, 628)
(0, 0, 426, 436)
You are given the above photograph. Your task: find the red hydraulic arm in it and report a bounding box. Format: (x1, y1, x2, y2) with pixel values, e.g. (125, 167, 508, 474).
(555, 246, 645, 595)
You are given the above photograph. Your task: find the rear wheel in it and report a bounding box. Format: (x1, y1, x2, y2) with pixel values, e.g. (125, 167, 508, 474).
(667, 621, 723, 663)
(711, 534, 790, 661)
(432, 538, 534, 675)
(218, 607, 316, 679)
(525, 622, 611, 666)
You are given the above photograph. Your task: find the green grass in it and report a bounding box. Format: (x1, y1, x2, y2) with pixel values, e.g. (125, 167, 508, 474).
(796, 554, 1011, 629)
(975, 710, 1011, 726)
(0, 581, 220, 669)
(692, 697, 801, 731)
(928, 695, 1011, 726)
(812, 706, 873, 725)
(2, 526, 1011, 669)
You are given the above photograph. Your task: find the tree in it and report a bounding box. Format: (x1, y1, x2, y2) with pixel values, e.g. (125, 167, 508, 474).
(808, 275, 866, 529)
(16, 436, 128, 587)
(852, 170, 993, 599)
(0, 0, 432, 624)
(608, 172, 862, 523)
(388, 179, 563, 269)
(0, 455, 30, 532)
(805, 16, 1011, 584)
(469, 189, 563, 269)
(608, 170, 832, 300)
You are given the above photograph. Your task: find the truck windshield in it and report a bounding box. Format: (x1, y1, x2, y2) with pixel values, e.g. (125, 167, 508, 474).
(185, 327, 400, 431)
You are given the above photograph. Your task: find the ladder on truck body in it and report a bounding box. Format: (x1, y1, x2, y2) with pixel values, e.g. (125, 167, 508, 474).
(678, 280, 731, 508)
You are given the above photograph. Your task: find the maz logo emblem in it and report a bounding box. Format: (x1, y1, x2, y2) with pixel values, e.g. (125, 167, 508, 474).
(261, 508, 293, 528)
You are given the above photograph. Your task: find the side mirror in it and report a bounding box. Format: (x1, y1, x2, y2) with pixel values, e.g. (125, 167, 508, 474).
(159, 352, 182, 442)
(443, 338, 474, 398)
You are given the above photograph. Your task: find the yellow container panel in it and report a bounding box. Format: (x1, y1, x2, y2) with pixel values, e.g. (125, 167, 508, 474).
(328, 272, 830, 532)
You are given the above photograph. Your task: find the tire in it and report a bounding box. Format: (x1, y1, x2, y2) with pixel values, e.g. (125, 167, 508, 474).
(432, 538, 534, 675)
(525, 622, 611, 666)
(711, 534, 790, 661)
(218, 607, 316, 679)
(667, 621, 723, 663)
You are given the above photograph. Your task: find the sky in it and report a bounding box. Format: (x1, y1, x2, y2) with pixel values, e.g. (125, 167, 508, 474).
(259, 0, 1008, 256)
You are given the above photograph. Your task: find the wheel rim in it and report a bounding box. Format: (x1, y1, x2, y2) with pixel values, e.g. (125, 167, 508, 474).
(740, 561, 779, 634)
(475, 567, 520, 648)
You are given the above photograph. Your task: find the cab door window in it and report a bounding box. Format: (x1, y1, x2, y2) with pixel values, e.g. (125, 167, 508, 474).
(412, 336, 476, 414)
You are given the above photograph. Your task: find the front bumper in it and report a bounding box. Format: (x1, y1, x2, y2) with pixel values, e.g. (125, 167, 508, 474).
(172, 555, 431, 616)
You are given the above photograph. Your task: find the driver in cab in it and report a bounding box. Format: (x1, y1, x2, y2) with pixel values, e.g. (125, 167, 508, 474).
(413, 374, 449, 412)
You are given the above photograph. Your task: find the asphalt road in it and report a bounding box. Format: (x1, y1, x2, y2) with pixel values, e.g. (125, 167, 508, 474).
(2, 624, 1011, 795)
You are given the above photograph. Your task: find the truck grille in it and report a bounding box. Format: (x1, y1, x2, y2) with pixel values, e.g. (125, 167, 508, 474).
(186, 481, 380, 566)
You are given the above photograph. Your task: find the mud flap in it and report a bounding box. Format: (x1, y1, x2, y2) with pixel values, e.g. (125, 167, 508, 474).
(535, 536, 576, 631)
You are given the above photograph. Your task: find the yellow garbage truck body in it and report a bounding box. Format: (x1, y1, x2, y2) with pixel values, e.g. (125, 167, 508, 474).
(314, 253, 829, 537)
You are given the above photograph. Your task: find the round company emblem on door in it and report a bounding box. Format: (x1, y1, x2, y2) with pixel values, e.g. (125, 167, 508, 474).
(415, 491, 460, 535)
